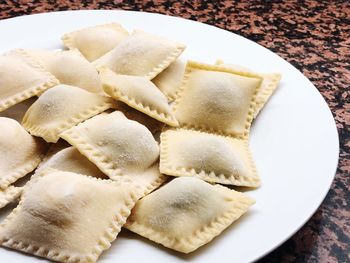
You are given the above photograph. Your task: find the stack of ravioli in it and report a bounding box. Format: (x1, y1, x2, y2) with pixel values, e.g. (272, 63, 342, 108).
(0, 22, 281, 262)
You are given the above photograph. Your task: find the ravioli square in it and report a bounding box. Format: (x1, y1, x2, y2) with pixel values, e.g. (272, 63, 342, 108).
(215, 60, 281, 118)
(0, 117, 47, 189)
(160, 128, 259, 187)
(26, 49, 103, 94)
(60, 111, 166, 198)
(36, 146, 108, 179)
(22, 84, 114, 143)
(93, 30, 186, 79)
(173, 61, 262, 138)
(62, 22, 129, 61)
(0, 169, 138, 263)
(0, 49, 59, 112)
(100, 67, 178, 126)
(125, 177, 255, 253)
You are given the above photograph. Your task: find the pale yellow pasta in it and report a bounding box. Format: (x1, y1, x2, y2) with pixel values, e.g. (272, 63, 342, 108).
(0, 186, 22, 209)
(94, 30, 186, 79)
(60, 111, 166, 198)
(215, 60, 281, 118)
(26, 49, 103, 93)
(100, 67, 178, 126)
(62, 23, 129, 61)
(152, 59, 186, 101)
(160, 128, 259, 187)
(36, 146, 108, 179)
(61, 111, 159, 177)
(173, 61, 262, 138)
(125, 177, 255, 253)
(22, 84, 114, 143)
(115, 101, 164, 135)
(0, 117, 46, 189)
(0, 169, 139, 263)
(0, 49, 59, 112)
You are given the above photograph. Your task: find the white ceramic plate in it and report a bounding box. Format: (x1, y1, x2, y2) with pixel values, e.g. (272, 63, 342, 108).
(0, 10, 339, 263)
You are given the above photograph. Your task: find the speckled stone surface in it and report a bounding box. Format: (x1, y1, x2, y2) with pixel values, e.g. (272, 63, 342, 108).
(0, 0, 349, 262)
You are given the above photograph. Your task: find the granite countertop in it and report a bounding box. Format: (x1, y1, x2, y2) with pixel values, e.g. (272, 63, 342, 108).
(0, 0, 349, 262)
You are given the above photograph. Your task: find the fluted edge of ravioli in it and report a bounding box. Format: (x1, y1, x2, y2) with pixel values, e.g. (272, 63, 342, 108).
(0, 186, 22, 209)
(0, 155, 42, 190)
(0, 119, 47, 190)
(152, 59, 186, 102)
(22, 88, 115, 143)
(159, 128, 260, 187)
(125, 184, 255, 253)
(104, 83, 179, 127)
(146, 43, 186, 80)
(24, 49, 104, 94)
(61, 23, 129, 62)
(100, 67, 179, 127)
(93, 30, 186, 80)
(61, 116, 168, 198)
(127, 163, 169, 200)
(0, 49, 60, 112)
(60, 124, 165, 199)
(0, 169, 139, 263)
(253, 73, 281, 118)
(172, 61, 262, 139)
(215, 60, 282, 119)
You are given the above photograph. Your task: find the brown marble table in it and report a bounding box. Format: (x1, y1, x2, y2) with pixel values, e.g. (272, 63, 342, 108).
(0, 1, 349, 262)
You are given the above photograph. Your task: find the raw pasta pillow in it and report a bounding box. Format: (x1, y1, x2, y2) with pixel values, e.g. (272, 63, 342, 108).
(93, 30, 186, 79)
(26, 49, 103, 93)
(215, 60, 281, 118)
(61, 111, 159, 177)
(0, 117, 46, 189)
(62, 23, 129, 61)
(100, 67, 178, 126)
(0, 169, 139, 263)
(0, 49, 59, 112)
(173, 61, 262, 139)
(60, 111, 166, 198)
(160, 128, 259, 187)
(125, 177, 255, 253)
(36, 146, 108, 179)
(22, 84, 114, 143)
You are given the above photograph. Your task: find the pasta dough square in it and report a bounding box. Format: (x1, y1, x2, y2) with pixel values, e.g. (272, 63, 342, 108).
(100, 67, 178, 126)
(62, 22, 129, 61)
(0, 117, 46, 189)
(152, 58, 186, 101)
(22, 84, 115, 143)
(215, 60, 281, 118)
(0, 169, 139, 263)
(0, 186, 22, 209)
(26, 49, 103, 94)
(93, 30, 186, 79)
(125, 177, 255, 253)
(173, 61, 262, 139)
(60, 111, 166, 197)
(115, 101, 164, 135)
(0, 49, 59, 112)
(160, 128, 259, 187)
(36, 146, 108, 179)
